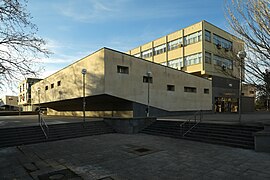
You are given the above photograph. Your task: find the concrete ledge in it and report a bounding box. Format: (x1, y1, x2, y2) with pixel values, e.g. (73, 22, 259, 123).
(104, 117, 156, 134)
(255, 124, 270, 152)
(0, 111, 38, 116)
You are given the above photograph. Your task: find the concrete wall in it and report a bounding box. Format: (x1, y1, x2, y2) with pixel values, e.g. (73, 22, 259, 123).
(2, 96, 18, 107)
(30, 48, 213, 117)
(104, 117, 156, 134)
(31, 49, 106, 105)
(128, 20, 244, 80)
(203, 21, 244, 79)
(242, 96, 255, 112)
(104, 48, 212, 112)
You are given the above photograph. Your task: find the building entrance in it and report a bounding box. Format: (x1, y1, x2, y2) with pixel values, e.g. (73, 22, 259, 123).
(214, 97, 238, 113)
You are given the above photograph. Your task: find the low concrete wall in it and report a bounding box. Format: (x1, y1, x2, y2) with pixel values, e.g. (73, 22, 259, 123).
(104, 117, 156, 134)
(0, 111, 38, 116)
(254, 124, 270, 152)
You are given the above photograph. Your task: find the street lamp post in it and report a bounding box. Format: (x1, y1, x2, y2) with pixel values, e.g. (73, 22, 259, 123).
(81, 68, 87, 124)
(237, 51, 246, 124)
(146, 72, 152, 117)
(37, 87, 41, 123)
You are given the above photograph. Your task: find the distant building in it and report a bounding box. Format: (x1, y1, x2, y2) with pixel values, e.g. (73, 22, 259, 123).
(242, 84, 256, 98)
(0, 95, 19, 111)
(31, 48, 212, 117)
(18, 78, 42, 111)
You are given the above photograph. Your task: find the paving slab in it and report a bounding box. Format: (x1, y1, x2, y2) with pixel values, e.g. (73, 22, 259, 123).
(0, 133, 270, 179)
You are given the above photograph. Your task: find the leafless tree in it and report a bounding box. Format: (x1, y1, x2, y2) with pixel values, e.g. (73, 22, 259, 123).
(0, 0, 49, 91)
(225, 0, 270, 96)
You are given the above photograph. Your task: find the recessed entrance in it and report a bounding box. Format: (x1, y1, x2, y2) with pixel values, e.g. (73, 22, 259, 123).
(215, 97, 238, 112)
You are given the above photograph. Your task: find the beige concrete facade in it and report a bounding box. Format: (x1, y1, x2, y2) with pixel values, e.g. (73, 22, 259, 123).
(242, 84, 256, 98)
(128, 20, 250, 113)
(1, 95, 18, 107)
(127, 20, 244, 79)
(31, 48, 212, 117)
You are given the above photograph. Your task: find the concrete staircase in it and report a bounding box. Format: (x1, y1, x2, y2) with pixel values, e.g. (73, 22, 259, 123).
(141, 120, 264, 149)
(0, 121, 115, 148)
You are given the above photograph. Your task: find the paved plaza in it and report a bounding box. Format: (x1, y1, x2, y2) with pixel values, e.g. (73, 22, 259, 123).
(1, 133, 270, 179)
(0, 112, 269, 179)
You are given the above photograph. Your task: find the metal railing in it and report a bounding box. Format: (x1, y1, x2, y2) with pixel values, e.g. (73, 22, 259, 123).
(180, 110, 203, 137)
(38, 110, 49, 139)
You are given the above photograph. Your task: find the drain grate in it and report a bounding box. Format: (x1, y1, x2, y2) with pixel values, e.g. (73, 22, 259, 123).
(125, 145, 159, 156)
(134, 148, 151, 153)
(38, 169, 82, 180)
(98, 177, 114, 180)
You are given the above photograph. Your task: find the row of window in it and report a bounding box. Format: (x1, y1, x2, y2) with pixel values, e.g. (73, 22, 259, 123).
(205, 51, 233, 69)
(117, 66, 209, 94)
(159, 51, 233, 70)
(205, 30, 233, 50)
(213, 55, 233, 70)
(138, 31, 202, 59)
(161, 53, 202, 70)
(44, 81, 61, 91)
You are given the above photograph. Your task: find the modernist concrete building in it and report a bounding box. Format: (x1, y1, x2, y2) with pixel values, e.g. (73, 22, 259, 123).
(127, 20, 248, 112)
(31, 48, 212, 117)
(18, 78, 42, 111)
(0, 95, 19, 111)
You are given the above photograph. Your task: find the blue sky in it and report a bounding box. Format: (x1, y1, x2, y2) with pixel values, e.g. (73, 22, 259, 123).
(2, 0, 229, 97)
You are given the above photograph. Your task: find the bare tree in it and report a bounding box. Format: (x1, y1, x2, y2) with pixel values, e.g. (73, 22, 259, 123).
(0, 0, 49, 91)
(225, 0, 270, 96)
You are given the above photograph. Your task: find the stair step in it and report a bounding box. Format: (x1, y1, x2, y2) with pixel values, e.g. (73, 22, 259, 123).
(140, 120, 263, 150)
(0, 121, 115, 148)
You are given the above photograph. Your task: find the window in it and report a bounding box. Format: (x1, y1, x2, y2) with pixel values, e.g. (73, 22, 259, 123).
(167, 85, 175, 91)
(141, 49, 153, 59)
(205, 30, 211, 42)
(57, 81, 61, 86)
(184, 31, 202, 46)
(154, 44, 166, 55)
(213, 34, 232, 50)
(205, 52, 212, 64)
(204, 88, 210, 94)
(117, 65, 129, 74)
(168, 58, 183, 69)
(134, 53, 141, 58)
(51, 83, 54, 89)
(143, 76, 153, 83)
(168, 38, 182, 51)
(249, 91, 255, 94)
(213, 55, 233, 70)
(184, 53, 202, 66)
(45, 86, 48, 90)
(184, 87, 197, 93)
(161, 61, 167, 66)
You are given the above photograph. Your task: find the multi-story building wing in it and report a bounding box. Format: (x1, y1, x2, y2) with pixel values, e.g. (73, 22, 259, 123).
(18, 78, 42, 111)
(127, 20, 246, 112)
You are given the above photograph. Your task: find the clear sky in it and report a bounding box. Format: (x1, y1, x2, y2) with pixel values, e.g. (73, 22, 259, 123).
(1, 0, 229, 97)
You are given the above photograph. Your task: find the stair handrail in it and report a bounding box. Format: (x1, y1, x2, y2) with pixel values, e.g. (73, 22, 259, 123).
(180, 110, 203, 137)
(39, 110, 49, 139)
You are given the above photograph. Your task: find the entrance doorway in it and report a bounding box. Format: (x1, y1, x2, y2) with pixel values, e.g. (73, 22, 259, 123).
(215, 97, 238, 113)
